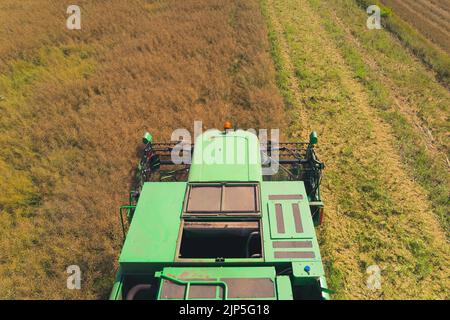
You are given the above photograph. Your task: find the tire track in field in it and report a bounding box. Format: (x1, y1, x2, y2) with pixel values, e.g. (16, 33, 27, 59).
(265, 0, 310, 140)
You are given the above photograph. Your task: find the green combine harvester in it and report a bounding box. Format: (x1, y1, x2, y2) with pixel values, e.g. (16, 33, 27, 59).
(110, 123, 329, 300)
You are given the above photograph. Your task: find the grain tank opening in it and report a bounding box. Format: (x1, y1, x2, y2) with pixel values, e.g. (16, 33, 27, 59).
(177, 221, 263, 259)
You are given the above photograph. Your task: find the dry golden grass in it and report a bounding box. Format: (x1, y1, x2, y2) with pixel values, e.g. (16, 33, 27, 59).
(0, 0, 285, 298)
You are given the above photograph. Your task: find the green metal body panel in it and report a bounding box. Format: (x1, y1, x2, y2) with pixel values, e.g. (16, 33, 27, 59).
(276, 276, 294, 300)
(189, 129, 262, 182)
(113, 130, 329, 300)
(260, 181, 321, 259)
(109, 267, 123, 300)
(119, 182, 186, 270)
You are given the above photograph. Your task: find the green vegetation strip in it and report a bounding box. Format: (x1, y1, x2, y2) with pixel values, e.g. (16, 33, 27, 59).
(259, 0, 295, 110)
(308, 0, 449, 235)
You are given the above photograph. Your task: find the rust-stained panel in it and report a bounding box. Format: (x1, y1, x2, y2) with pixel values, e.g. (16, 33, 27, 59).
(187, 185, 222, 212)
(160, 277, 275, 299)
(272, 241, 312, 248)
(274, 251, 315, 259)
(188, 285, 218, 299)
(183, 221, 259, 230)
(221, 278, 275, 298)
(161, 278, 219, 299)
(268, 194, 303, 200)
(185, 184, 259, 214)
(275, 203, 285, 233)
(160, 280, 185, 299)
(186, 278, 218, 299)
(292, 203, 303, 233)
(222, 185, 257, 212)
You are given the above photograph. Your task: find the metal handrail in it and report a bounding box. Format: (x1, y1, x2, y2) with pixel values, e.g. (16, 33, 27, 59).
(119, 205, 136, 241)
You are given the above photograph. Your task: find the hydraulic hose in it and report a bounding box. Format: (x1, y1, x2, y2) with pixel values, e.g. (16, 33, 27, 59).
(246, 231, 260, 258)
(126, 284, 152, 300)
